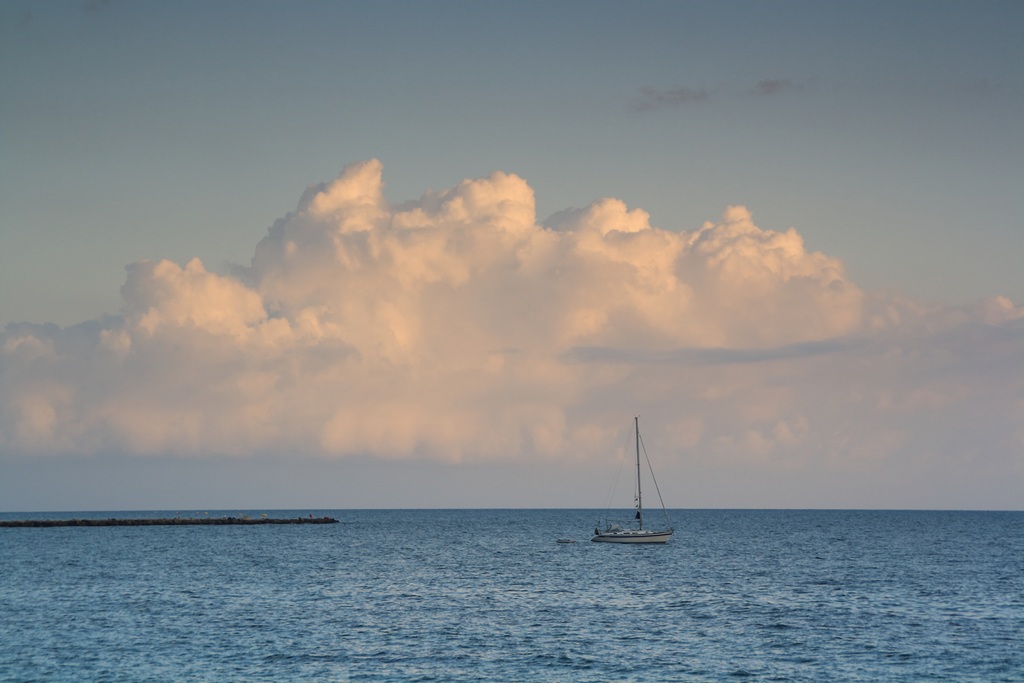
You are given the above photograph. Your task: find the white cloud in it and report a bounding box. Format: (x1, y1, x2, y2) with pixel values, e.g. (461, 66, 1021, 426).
(1, 161, 1021, 493)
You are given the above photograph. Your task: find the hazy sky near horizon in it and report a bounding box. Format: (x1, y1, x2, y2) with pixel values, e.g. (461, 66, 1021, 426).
(1, 1, 1022, 511)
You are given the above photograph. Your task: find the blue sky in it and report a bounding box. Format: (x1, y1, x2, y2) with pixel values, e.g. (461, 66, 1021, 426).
(1, 1, 1022, 510)
(4, 0, 1021, 323)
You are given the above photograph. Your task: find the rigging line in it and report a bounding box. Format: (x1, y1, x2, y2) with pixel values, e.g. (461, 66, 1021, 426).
(600, 427, 633, 514)
(638, 432, 673, 528)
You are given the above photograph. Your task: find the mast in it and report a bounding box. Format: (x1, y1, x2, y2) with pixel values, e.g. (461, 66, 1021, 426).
(635, 416, 643, 530)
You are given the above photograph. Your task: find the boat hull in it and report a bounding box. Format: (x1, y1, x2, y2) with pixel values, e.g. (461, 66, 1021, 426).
(591, 530, 673, 544)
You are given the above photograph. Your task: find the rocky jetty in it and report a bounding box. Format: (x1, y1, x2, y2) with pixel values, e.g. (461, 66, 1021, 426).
(0, 516, 339, 527)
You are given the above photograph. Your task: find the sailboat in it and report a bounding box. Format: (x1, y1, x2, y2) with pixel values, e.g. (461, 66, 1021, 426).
(591, 416, 674, 543)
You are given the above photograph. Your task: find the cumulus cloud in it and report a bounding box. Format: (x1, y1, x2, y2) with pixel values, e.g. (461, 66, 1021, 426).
(1, 160, 1022, 481)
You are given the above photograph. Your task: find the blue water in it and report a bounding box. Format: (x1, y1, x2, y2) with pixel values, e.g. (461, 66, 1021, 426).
(1, 509, 1021, 682)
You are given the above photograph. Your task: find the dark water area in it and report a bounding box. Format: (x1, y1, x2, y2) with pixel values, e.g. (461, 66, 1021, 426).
(1, 509, 1021, 682)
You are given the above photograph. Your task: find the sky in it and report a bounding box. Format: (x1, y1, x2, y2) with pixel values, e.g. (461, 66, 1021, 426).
(1, 0, 1022, 511)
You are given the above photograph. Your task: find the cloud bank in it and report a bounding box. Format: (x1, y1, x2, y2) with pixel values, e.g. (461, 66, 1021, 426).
(2, 161, 1022, 485)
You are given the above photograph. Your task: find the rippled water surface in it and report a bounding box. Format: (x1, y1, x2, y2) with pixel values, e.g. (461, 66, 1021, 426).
(1, 509, 1022, 682)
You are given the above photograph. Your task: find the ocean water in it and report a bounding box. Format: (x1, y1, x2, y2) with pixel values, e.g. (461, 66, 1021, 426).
(1, 509, 1021, 682)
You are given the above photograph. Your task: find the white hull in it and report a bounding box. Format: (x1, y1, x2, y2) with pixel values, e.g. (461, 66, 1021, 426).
(591, 530, 673, 544)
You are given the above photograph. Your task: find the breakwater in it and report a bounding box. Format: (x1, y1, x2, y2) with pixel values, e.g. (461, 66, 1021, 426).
(0, 516, 339, 527)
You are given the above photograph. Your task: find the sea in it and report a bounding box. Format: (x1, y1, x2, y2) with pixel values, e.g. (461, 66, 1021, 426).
(1, 509, 1021, 682)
